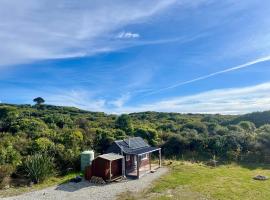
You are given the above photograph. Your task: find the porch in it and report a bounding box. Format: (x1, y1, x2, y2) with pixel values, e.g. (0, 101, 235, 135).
(126, 163, 160, 177)
(125, 147, 161, 178)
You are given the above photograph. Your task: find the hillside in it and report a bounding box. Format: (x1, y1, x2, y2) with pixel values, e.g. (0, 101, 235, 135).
(230, 110, 270, 127)
(1, 103, 270, 189)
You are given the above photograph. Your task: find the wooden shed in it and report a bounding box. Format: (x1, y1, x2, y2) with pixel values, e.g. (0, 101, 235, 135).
(85, 153, 124, 182)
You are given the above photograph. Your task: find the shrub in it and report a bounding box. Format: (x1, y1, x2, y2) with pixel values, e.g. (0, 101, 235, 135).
(115, 114, 133, 134)
(162, 135, 188, 156)
(55, 147, 81, 173)
(23, 154, 55, 184)
(34, 137, 55, 153)
(0, 165, 13, 189)
(0, 145, 21, 166)
(134, 127, 158, 146)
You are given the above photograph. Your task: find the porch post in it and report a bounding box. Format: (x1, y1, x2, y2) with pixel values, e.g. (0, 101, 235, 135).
(121, 149, 125, 177)
(149, 153, 151, 171)
(109, 160, 112, 181)
(137, 155, 140, 178)
(159, 149, 161, 168)
(122, 156, 125, 177)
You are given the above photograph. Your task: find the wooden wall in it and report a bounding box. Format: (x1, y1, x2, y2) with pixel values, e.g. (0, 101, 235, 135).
(85, 157, 123, 181)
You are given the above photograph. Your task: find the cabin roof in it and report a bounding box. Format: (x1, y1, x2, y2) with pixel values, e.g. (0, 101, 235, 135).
(113, 137, 156, 154)
(97, 153, 124, 161)
(128, 146, 160, 155)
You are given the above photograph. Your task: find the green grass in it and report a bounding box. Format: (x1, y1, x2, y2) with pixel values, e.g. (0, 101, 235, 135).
(121, 161, 270, 200)
(0, 172, 80, 198)
(152, 161, 270, 200)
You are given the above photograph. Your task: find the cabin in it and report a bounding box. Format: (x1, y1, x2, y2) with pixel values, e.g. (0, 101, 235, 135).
(106, 137, 161, 178)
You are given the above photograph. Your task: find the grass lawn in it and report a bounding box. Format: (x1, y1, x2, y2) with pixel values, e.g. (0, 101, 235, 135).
(0, 172, 80, 198)
(121, 161, 270, 200)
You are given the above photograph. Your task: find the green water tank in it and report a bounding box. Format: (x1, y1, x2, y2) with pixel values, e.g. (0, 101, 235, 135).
(81, 150, 94, 171)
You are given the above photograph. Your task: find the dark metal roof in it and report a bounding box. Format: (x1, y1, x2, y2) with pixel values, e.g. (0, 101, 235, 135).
(128, 146, 160, 155)
(114, 137, 150, 154)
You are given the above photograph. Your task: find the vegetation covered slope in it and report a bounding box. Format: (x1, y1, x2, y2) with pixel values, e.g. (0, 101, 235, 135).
(1, 103, 270, 186)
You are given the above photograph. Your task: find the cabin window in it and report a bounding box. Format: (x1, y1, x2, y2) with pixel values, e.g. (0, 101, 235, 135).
(126, 155, 130, 161)
(141, 154, 148, 160)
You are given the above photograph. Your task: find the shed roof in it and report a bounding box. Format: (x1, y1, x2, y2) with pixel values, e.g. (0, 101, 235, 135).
(97, 153, 124, 161)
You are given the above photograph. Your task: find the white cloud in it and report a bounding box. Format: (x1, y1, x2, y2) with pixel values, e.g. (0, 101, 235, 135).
(46, 90, 132, 111)
(113, 82, 270, 114)
(44, 82, 270, 115)
(117, 32, 140, 39)
(0, 0, 177, 67)
(108, 93, 131, 108)
(46, 90, 106, 111)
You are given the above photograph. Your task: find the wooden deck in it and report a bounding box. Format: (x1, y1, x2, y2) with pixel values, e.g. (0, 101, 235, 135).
(126, 163, 160, 177)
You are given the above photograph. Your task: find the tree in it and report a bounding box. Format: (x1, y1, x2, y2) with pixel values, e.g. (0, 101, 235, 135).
(34, 137, 55, 153)
(94, 129, 115, 153)
(115, 114, 133, 134)
(63, 129, 84, 147)
(33, 97, 45, 105)
(0, 145, 21, 166)
(162, 134, 188, 156)
(256, 124, 270, 155)
(182, 120, 208, 134)
(10, 118, 50, 138)
(134, 127, 158, 146)
(238, 121, 256, 134)
(114, 129, 126, 140)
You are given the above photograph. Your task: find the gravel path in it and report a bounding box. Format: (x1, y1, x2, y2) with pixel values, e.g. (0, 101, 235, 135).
(1, 168, 168, 200)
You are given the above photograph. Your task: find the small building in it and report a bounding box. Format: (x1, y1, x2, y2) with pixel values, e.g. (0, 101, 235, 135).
(85, 153, 124, 182)
(107, 137, 161, 178)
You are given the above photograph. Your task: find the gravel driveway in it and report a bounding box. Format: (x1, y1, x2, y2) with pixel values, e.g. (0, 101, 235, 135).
(1, 168, 168, 200)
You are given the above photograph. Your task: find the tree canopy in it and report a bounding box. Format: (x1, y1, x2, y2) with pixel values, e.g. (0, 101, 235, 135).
(33, 97, 45, 105)
(1, 103, 270, 183)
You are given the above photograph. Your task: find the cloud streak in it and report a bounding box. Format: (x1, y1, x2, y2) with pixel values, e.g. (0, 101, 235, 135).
(108, 93, 131, 108)
(116, 82, 270, 114)
(42, 82, 270, 115)
(46, 90, 106, 111)
(147, 55, 270, 95)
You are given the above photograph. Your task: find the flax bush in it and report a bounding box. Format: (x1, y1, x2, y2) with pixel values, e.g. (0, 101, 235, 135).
(24, 154, 55, 184)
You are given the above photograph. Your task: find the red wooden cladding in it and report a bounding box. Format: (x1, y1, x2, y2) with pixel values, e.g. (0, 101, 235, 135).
(85, 165, 92, 180)
(111, 159, 122, 178)
(85, 157, 123, 181)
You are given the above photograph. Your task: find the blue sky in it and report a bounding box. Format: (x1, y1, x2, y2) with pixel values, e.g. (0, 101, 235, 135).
(1, 0, 270, 114)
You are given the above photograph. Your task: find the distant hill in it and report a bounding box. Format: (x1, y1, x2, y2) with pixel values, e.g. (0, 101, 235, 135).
(230, 110, 270, 127)
(1, 103, 269, 127)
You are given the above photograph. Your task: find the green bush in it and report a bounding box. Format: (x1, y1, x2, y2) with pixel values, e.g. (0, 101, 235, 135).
(134, 127, 158, 146)
(23, 154, 55, 184)
(34, 137, 55, 153)
(0, 165, 13, 189)
(0, 145, 22, 166)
